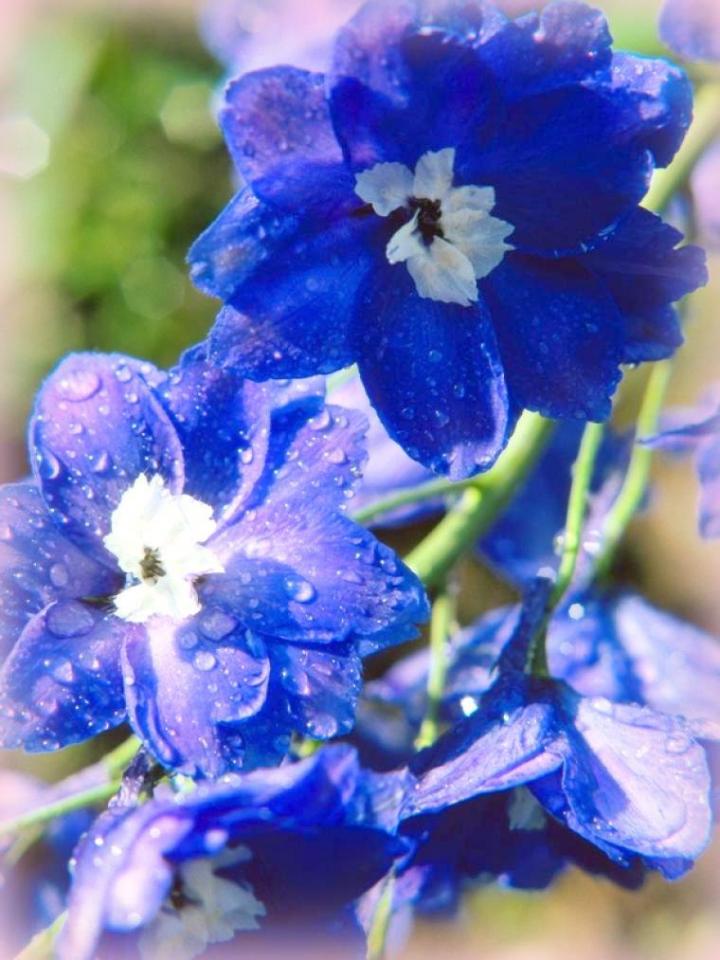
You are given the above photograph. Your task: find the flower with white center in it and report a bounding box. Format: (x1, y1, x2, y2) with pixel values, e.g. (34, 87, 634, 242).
(104, 474, 224, 624)
(355, 147, 514, 307)
(139, 848, 266, 960)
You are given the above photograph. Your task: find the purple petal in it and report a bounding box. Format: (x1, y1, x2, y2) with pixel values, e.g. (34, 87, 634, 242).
(208, 400, 428, 645)
(0, 603, 129, 751)
(0, 482, 119, 662)
(222, 67, 356, 212)
(123, 615, 270, 777)
(161, 343, 272, 524)
(660, 0, 720, 62)
(692, 138, 720, 248)
(29, 355, 184, 561)
(358, 264, 512, 479)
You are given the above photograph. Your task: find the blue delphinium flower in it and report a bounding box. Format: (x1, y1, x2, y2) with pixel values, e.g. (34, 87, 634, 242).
(189, 0, 707, 478)
(660, 0, 720, 62)
(0, 347, 428, 777)
(649, 387, 720, 538)
(57, 746, 408, 960)
(405, 581, 717, 882)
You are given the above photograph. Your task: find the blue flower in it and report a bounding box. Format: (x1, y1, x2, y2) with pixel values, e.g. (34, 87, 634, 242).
(660, 0, 720, 62)
(0, 348, 428, 777)
(406, 582, 717, 880)
(57, 746, 408, 960)
(649, 387, 720, 538)
(189, 0, 706, 478)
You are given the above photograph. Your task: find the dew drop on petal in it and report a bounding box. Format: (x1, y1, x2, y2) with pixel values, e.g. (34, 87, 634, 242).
(194, 650, 217, 672)
(283, 576, 317, 604)
(56, 370, 102, 402)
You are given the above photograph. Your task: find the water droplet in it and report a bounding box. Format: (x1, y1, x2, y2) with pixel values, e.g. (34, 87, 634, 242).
(194, 650, 217, 672)
(428, 349, 442, 363)
(46, 602, 95, 638)
(283, 576, 317, 603)
(199, 609, 237, 641)
(49, 563, 70, 588)
(57, 370, 101, 402)
(665, 733, 692, 755)
(114, 364, 133, 384)
(239, 447, 254, 465)
(39, 451, 62, 481)
(92, 451, 112, 475)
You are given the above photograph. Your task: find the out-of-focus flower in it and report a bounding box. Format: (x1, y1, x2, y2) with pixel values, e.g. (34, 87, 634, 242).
(57, 746, 408, 960)
(190, 0, 706, 478)
(0, 346, 428, 777)
(660, 0, 720, 62)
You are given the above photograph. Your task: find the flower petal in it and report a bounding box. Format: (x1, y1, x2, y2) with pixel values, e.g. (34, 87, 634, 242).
(123, 616, 270, 777)
(355, 160, 414, 216)
(221, 66, 356, 212)
(161, 344, 272, 525)
(29, 354, 184, 561)
(406, 238, 479, 307)
(659, 0, 720, 63)
(0, 603, 129, 751)
(207, 398, 428, 646)
(0, 482, 119, 662)
(357, 264, 512, 478)
(483, 253, 624, 421)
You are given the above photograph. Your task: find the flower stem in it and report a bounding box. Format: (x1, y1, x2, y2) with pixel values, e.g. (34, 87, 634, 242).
(367, 873, 396, 960)
(352, 475, 473, 527)
(0, 779, 120, 841)
(527, 422, 606, 675)
(405, 413, 553, 588)
(415, 584, 457, 750)
(14, 911, 66, 960)
(593, 360, 674, 580)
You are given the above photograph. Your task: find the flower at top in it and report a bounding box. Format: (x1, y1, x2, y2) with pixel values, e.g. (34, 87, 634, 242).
(649, 386, 720, 538)
(405, 581, 717, 880)
(660, 0, 720, 62)
(0, 348, 428, 777)
(189, 0, 707, 478)
(58, 746, 408, 960)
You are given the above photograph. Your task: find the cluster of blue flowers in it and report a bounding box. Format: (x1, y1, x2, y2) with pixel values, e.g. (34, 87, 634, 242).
(1, 1, 719, 958)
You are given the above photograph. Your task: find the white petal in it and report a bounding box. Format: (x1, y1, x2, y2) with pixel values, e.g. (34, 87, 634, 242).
(413, 148, 456, 201)
(354, 161, 414, 216)
(386, 212, 424, 264)
(444, 184, 497, 214)
(443, 208, 514, 279)
(406, 238, 478, 307)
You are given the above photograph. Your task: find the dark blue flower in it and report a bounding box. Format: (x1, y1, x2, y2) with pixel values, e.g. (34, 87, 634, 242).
(406, 582, 716, 881)
(57, 746, 408, 960)
(189, 0, 706, 478)
(660, 0, 720, 62)
(649, 387, 720, 538)
(0, 348, 428, 777)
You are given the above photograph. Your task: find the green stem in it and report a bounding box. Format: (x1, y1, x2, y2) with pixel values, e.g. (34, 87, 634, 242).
(405, 412, 553, 588)
(352, 474, 476, 527)
(644, 83, 720, 215)
(528, 422, 605, 676)
(103, 733, 141, 777)
(593, 360, 674, 580)
(0, 779, 120, 841)
(415, 585, 457, 750)
(14, 912, 66, 960)
(366, 873, 396, 960)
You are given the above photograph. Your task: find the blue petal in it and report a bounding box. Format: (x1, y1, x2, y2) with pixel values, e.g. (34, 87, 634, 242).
(123, 615, 270, 777)
(205, 213, 376, 379)
(0, 482, 119, 662)
(581, 207, 707, 363)
(331, 3, 502, 171)
(207, 399, 428, 645)
(161, 343, 272, 524)
(484, 254, 624, 421)
(551, 695, 712, 864)
(28, 354, 184, 561)
(270, 642, 363, 740)
(692, 137, 720, 248)
(221, 67, 356, 212)
(660, 0, 720, 62)
(357, 265, 512, 478)
(0, 603, 129, 751)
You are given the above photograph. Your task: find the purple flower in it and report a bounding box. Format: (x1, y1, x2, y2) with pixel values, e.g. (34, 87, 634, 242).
(0, 347, 428, 777)
(190, 0, 706, 478)
(58, 746, 408, 960)
(660, 0, 720, 62)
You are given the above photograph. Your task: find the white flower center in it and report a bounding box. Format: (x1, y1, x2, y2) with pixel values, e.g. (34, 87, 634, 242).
(139, 848, 266, 960)
(104, 474, 224, 624)
(355, 147, 514, 307)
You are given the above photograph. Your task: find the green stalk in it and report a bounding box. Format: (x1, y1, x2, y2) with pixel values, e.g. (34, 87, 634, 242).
(415, 585, 457, 750)
(0, 780, 120, 841)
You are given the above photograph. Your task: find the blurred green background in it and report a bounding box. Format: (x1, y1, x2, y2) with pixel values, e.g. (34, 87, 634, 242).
(0, 2, 719, 959)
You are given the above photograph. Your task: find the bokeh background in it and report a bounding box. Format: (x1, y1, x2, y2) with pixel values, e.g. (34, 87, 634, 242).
(0, 1, 719, 958)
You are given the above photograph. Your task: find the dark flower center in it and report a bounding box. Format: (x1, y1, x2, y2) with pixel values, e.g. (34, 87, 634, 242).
(140, 546, 165, 583)
(408, 197, 444, 245)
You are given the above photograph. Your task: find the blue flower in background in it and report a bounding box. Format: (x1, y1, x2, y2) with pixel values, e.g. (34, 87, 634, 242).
(58, 746, 408, 960)
(190, 0, 706, 478)
(660, 0, 720, 63)
(0, 348, 428, 777)
(405, 582, 717, 880)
